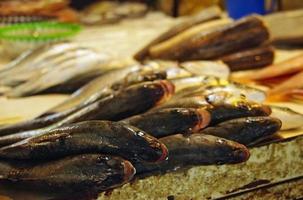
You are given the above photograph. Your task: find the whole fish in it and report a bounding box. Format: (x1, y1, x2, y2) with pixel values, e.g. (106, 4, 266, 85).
(0, 154, 136, 192)
(199, 116, 281, 146)
(148, 15, 269, 61)
(205, 100, 271, 125)
(122, 108, 210, 138)
(0, 80, 175, 146)
(6, 50, 109, 97)
(135, 134, 250, 175)
(0, 69, 168, 136)
(134, 6, 222, 60)
(0, 121, 168, 162)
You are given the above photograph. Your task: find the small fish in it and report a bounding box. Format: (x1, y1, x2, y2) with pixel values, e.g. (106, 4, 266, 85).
(135, 134, 250, 175)
(122, 108, 210, 138)
(199, 116, 281, 145)
(0, 154, 136, 192)
(0, 80, 175, 146)
(270, 105, 303, 130)
(0, 120, 168, 162)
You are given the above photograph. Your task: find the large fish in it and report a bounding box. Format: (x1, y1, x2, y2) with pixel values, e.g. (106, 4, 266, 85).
(0, 154, 136, 192)
(0, 80, 175, 146)
(134, 134, 250, 175)
(0, 121, 168, 162)
(148, 15, 269, 61)
(199, 116, 281, 146)
(123, 108, 210, 138)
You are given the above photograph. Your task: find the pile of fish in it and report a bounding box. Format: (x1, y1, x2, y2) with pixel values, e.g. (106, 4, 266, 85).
(0, 42, 113, 97)
(233, 53, 303, 101)
(134, 14, 274, 72)
(3, 59, 303, 196)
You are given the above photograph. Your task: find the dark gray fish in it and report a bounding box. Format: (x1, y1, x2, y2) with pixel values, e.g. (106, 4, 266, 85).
(199, 116, 281, 145)
(0, 154, 135, 192)
(206, 101, 271, 125)
(0, 80, 175, 146)
(122, 108, 210, 138)
(134, 134, 250, 175)
(0, 121, 168, 162)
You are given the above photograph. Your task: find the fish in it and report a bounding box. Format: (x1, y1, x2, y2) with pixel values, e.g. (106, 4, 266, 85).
(6, 50, 109, 97)
(134, 6, 222, 60)
(205, 95, 271, 125)
(173, 79, 266, 103)
(199, 116, 281, 146)
(148, 15, 269, 61)
(122, 108, 210, 138)
(270, 105, 303, 130)
(0, 154, 135, 192)
(0, 120, 168, 162)
(180, 60, 230, 79)
(0, 80, 175, 146)
(232, 53, 303, 82)
(0, 68, 169, 136)
(220, 45, 274, 71)
(134, 134, 250, 175)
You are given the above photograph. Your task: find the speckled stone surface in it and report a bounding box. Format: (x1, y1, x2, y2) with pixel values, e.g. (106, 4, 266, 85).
(98, 136, 303, 200)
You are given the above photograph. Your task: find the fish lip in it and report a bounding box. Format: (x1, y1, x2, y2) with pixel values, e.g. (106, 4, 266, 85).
(262, 105, 272, 115)
(122, 160, 136, 182)
(233, 145, 250, 163)
(156, 80, 175, 105)
(155, 143, 169, 163)
(192, 108, 211, 132)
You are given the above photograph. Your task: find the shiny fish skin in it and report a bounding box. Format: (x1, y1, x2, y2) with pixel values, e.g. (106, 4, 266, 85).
(0, 121, 168, 163)
(135, 134, 250, 175)
(206, 101, 271, 125)
(122, 108, 210, 138)
(0, 154, 136, 192)
(199, 116, 281, 145)
(0, 80, 175, 146)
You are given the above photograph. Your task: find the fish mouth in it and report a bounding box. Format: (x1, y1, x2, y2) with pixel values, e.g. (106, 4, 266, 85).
(122, 160, 136, 182)
(261, 105, 272, 115)
(157, 80, 175, 105)
(192, 108, 211, 132)
(232, 145, 250, 163)
(155, 142, 169, 163)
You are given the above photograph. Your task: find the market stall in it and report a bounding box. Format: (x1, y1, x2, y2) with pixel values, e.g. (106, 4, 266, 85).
(0, 1, 302, 199)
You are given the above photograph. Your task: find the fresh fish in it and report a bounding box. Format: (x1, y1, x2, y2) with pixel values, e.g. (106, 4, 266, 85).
(0, 43, 82, 86)
(0, 80, 175, 146)
(134, 6, 222, 60)
(0, 121, 168, 162)
(148, 15, 269, 61)
(199, 116, 281, 145)
(122, 108, 210, 138)
(6, 50, 109, 97)
(0, 154, 135, 192)
(174, 79, 266, 103)
(0, 68, 168, 136)
(180, 61, 230, 79)
(205, 95, 271, 125)
(135, 134, 250, 175)
(270, 105, 303, 130)
(220, 45, 274, 71)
